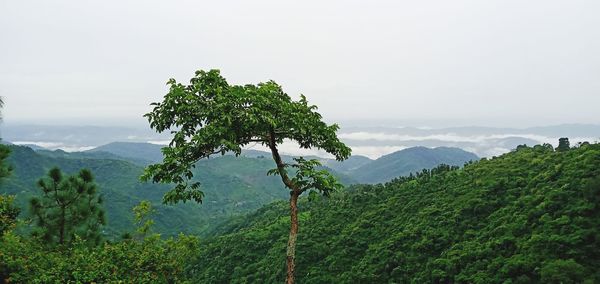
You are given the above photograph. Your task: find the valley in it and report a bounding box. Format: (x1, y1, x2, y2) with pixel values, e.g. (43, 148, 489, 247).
(1, 142, 477, 237)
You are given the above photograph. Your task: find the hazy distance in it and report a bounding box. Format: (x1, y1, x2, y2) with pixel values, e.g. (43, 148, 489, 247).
(3, 124, 599, 159)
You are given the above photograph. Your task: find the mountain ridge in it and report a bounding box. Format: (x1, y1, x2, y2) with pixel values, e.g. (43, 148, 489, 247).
(349, 146, 478, 183)
(84, 142, 478, 184)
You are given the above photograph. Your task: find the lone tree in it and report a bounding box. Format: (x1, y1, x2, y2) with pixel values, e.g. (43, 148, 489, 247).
(557, 137, 570, 152)
(30, 167, 106, 246)
(142, 69, 351, 283)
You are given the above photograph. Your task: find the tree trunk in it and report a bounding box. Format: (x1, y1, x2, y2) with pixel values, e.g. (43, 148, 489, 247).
(286, 190, 300, 284)
(59, 206, 65, 245)
(267, 130, 301, 284)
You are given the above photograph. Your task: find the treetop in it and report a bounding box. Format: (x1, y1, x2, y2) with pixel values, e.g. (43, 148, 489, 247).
(142, 69, 351, 204)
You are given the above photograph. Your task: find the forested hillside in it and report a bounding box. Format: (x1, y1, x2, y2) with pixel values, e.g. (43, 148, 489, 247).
(2, 144, 476, 237)
(190, 143, 600, 283)
(1, 145, 293, 236)
(7, 141, 597, 282)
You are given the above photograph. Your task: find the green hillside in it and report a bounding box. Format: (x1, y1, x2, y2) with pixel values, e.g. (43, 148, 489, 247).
(3, 146, 189, 236)
(350, 146, 479, 184)
(189, 143, 600, 283)
(2, 142, 482, 239)
(2, 144, 364, 237)
(1, 145, 295, 237)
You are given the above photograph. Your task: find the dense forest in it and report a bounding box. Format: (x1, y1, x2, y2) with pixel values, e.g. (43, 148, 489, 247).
(190, 142, 600, 283)
(2, 141, 599, 282)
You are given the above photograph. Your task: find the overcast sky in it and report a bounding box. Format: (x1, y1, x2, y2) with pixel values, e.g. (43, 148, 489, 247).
(1, 0, 599, 128)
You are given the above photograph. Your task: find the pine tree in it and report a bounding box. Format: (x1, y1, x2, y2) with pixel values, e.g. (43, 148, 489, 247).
(30, 167, 106, 246)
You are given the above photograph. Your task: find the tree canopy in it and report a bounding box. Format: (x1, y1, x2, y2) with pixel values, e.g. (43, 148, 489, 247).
(142, 69, 351, 283)
(30, 167, 106, 246)
(142, 69, 350, 204)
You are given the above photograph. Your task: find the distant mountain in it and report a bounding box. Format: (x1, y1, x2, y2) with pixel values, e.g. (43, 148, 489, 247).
(349, 147, 478, 184)
(15, 144, 47, 151)
(321, 155, 373, 174)
(2, 144, 358, 237)
(87, 142, 280, 164)
(84, 142, 362, 184)
(36, 148, 136, 162)
(338, 124, 600, 157)
(87, 142, 165, 165)
(86, 142, 476, 184)
(0, 124, 171, 148)
(5, 123, 599, 158)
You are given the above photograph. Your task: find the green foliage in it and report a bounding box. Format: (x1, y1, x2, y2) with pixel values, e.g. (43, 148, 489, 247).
(0, 145, 17, 235)
(133, 200, 155, 238)
(0, 195, 19, 235)
(142, 69, 351, 203)
(30, 167, 105, 246)
(1, 201, 199, 283)
(143, 69, 351, 282)
(540, 259, 585, 283)
(0, 144, 12, 179)
(1, 233, 199, 283)
(267, 157, 344, 197)
(189, 143, 600, 283)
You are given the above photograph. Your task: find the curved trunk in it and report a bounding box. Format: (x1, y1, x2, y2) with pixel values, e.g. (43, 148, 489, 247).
(286, 191, 300, 284)
(268, 130, 301, 283)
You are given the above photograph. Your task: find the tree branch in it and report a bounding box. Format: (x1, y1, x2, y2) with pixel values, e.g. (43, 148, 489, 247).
(268, 129, 297, 192)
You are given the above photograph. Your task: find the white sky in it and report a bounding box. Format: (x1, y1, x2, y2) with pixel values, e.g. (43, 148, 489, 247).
(1, 0, 599, 127)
